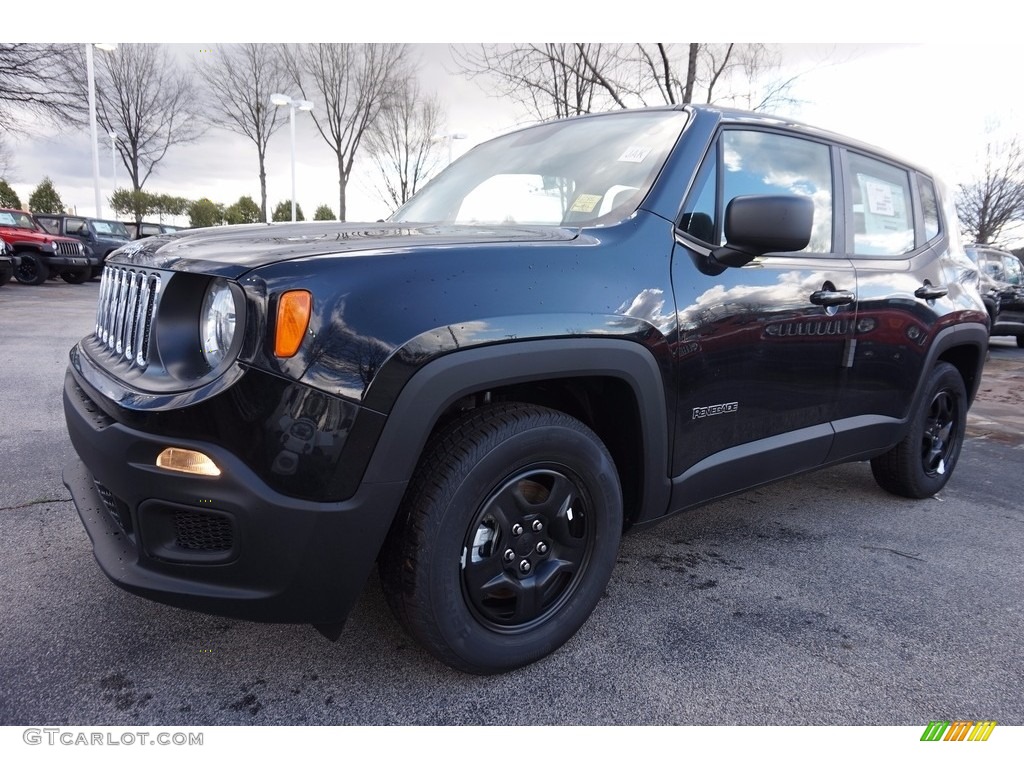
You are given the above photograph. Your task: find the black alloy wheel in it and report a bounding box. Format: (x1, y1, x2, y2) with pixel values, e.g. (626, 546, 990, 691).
(871, 362, 966, 498)
(61, 268, 91, 284)
(380, 403, 622, 674)
(461, 467, 596, 632)
(13, 253, 49, 285)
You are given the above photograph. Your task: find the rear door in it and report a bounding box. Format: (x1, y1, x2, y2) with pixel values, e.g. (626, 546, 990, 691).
(669, 127, 857, 503)
(831, 153, 952, 456)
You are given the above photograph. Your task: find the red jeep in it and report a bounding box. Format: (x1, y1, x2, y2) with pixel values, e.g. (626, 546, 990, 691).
(0, 208, 100, 285)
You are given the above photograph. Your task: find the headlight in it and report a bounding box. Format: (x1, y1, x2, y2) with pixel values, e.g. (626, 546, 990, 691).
(50, 241, 58, 252)
(200, 279, 237, 369)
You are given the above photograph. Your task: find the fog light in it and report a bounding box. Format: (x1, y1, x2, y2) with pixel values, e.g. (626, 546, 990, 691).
(156, 447, 221, 477)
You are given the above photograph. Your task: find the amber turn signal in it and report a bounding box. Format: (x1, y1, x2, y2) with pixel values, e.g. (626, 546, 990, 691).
(275, 290, 312, 358)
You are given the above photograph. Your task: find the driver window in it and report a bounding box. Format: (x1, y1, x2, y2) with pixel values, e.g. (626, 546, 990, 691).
(679, 129, 833, 253)
(1003, 254, 1023, 285)
(721, 130, 833, 253)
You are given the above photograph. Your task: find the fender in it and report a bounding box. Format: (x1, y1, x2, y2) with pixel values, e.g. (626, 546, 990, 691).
(827, 321, 988, 461)
(358, 338, 673, 522)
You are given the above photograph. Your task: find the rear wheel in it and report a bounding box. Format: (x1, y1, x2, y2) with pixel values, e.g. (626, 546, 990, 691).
(871, 362, 966, 498)
(379, 403, 622, 674)
(13, 253, 49, 285)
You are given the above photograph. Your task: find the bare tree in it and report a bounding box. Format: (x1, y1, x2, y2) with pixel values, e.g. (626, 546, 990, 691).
(451, 43, 800, 121)
(451, 44, 610, 120)
(199, 44, 290, 222)
(85, 44, 204, 214)
(957, 135, 1024, 245)
(282, 43, 410, 220)
(0, 43, 84, 131)
(365, 79, 444, 211)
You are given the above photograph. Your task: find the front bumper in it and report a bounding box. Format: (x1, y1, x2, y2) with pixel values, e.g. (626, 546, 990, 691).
(63, 368, 408, 625)
(48, 253, 101, 269)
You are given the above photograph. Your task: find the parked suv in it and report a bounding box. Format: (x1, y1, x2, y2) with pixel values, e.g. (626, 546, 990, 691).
(0, 236, 20, 286)
(36, 214, 131, 278)
(122, 221, 185, 239)
(964, 244, 1024, 347)
(0, 208, 99, 284)
(63, 106, 989, 674)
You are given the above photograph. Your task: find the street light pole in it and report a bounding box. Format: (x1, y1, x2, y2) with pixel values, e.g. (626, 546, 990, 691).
(289, 102, 296, 222)
(86, 44, 117, 219)
(110, 132, 117, 205)
(270, 93, 314, 223)
(86, 44, 101, 218)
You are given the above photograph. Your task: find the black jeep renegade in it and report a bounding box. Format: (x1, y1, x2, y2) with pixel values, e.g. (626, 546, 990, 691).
(63, 105, 989, 674)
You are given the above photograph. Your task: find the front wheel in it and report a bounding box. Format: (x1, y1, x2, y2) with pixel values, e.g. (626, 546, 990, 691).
(871, 362, 966, 498)
(379, 403, 622, 674)
(14, 254, 49, 285)
(61, 268, 91, 284)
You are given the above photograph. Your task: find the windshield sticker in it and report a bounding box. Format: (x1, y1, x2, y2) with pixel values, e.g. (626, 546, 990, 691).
(570, 194, 603, 213)
(618, 146, 652, 163)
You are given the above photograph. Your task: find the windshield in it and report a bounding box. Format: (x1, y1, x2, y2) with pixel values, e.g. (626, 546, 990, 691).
(92, 220, 130, 238)
(391, 110, 689, 227)
(0, 210, 42, 231)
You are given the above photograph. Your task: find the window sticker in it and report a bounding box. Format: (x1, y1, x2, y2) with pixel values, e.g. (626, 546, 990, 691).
(570, 194, 603, 213)
(617, 146, 652, 163)
(863, 176, 898, 216)
(854, 171, 912, 255)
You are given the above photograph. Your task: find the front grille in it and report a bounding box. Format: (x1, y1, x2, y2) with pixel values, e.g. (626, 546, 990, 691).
(174, 511, 234, 552)
(54, 241, 80, 257)
(94, 266, 162, 369)
(94, 481, 132, 534)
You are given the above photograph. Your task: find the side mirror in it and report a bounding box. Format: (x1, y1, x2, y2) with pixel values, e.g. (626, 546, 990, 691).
(709, 195, 814, 271)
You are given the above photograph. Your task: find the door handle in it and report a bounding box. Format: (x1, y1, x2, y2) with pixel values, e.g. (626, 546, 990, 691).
(809, 289, 856, 307)
(915, 283, 948, 300)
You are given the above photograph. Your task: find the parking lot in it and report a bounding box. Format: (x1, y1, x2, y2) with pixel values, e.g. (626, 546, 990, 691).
(1, 278, 1022, 726)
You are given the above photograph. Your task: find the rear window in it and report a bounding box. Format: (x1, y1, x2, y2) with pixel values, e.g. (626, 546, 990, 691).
(847, 153, 914, 256)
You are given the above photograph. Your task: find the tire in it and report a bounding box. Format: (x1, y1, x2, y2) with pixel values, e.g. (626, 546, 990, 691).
(379, 403, 622, 674)
(1016, 336, 1024, 349)
(13, 253, 49, 285)
(871, 362, 966, 498)
(60, 268, 91, 284)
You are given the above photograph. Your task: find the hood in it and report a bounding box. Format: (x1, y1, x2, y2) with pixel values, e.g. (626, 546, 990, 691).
(107, 222, 581, 278)
(0, 225, 73, 246)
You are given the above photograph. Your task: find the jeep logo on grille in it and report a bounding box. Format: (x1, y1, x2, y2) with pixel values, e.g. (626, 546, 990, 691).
(692, 402, 739, 420)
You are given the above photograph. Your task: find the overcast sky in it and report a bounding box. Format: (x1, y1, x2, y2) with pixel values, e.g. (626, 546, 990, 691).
(3, 13, 1021, 239)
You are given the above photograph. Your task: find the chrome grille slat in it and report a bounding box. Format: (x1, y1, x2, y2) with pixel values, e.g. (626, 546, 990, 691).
(113, 270, 129, 354)
(123, 272, 141, 359)
(137, 275, 161, 366)
(94, 266, 161, 371)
